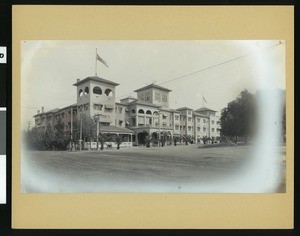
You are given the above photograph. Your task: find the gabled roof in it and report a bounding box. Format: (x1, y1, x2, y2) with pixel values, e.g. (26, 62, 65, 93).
(195, 107, 217, 112)
(134, 84, 172, 92)
(73, 76, 119, 86)
(120, 95, 137, 100)
(176, 107, 194, 111)
(99, 126, 134, 134)
(128, 99, 160, 108)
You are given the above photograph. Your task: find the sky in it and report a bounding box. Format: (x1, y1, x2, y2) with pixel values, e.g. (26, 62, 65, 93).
(21, 40, 285, 129)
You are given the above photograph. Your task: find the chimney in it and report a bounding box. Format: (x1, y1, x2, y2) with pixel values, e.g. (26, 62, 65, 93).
(41, 106, 44, 113)
(37, 110, 40, 114)
(77, 79, 80, 83)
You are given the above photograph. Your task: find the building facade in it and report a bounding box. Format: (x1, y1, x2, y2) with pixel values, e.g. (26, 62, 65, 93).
(33, 76, 220, 146)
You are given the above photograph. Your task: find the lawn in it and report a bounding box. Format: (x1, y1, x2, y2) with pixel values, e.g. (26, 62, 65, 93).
(21, 144, 285, 193)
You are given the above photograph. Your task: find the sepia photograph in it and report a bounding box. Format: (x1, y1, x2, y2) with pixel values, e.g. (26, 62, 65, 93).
(20, 40, 286, 193)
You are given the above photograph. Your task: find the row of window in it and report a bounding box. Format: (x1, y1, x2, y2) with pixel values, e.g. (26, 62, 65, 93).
(78, 86, 113, 97)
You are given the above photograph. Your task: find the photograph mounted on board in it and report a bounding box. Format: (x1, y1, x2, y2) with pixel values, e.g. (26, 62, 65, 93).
(21, 40, 286, 193)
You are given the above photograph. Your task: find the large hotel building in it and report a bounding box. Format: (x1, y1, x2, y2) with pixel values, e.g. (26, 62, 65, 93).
(33, 75, 220, 147)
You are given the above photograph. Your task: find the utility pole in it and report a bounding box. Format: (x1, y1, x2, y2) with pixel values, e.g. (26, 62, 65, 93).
(94, 114, 101, 150)
(79, 113, 82, 151)
(158, 110, 161, 147)
(70, 107, 73, 151)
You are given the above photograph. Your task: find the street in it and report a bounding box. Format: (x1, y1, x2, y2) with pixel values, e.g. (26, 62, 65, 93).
(21, 144, 286, 193)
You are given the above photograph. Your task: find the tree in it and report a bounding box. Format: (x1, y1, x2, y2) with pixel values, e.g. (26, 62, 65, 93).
(42, 124, 55, 150)
(144, 135, 151, 148)
(98, 133, 108, 150)
(114, 134, 125, 149)
(201, 135, 210, 145)
(151, 132, 158, 146)
(53, 118, 69, 150)
(173, 136, 179, 146)
(220, 90, 255, 143)
(80, 114, 97, 149)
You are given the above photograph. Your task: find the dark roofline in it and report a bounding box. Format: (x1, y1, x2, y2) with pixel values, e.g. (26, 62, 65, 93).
(195, 107, 217, 112)
(73, 76, 119, 87)
(33, 108, 60, 117)
(134, 84, 172, 93)
(176, 107, 194, 111)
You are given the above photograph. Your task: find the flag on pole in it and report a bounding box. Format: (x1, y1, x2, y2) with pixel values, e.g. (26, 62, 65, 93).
(96, 52, 109, 68)
(202, 95, 207, 103)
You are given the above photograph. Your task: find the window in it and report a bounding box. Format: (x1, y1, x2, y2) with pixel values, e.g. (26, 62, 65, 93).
(104, 88, 113, 97)
(203, 127, 206, 132)
(145, 92, 151, 101)
(93, 86, 102, 95)
(84, 87, 89, 95)
(138, 109, 144, 114)
(162, 122, 167, 127)
(175, 125, 179, 130)
(197, 118, 200, 123)
(153, 111, 159, 116)
(79, 89, 83, 97)
(93, 104, 103, 111)
(146, 110, 152, 115)
(197, 126, 200, 131)
(131, 109, 136, 114)
(180, 125, 182, 130)
(188, 110, 192, 115)
(84, 104, 89, 111)
(188, 126, 191, 131)
(212, 120, 215, 124)
(155, 91, 161, 101)
(163, 115, 167, 120)
(188, 117, 192, 122)
(212, 128, 215, 132)
(175, 115, 179, 120)
(162, 93, 168, 102)
(119, 120, 123, 126)
(203, 119, 206, 123)
(119, 107, 123, 113)
(131, 117, 136, 126)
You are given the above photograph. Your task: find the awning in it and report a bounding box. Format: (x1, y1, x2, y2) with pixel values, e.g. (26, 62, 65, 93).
(105, 104, 114, 109)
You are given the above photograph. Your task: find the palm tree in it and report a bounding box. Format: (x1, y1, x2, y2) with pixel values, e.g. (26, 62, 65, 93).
(200, 135, 210, 145)
(114, 134, 124, 149)
(144, 135, 151, 148)
(173, 136, 179, 146)
(98, 133, 107, 150)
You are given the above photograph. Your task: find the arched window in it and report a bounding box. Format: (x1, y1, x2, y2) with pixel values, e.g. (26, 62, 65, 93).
(84, 87, 89, 95)
(131, 109, 136, 114)
(79, 89, 83, 97)
(138, 109, 145, 114)
(105, 89, 113, 97)
(153, 111, 159, 116)
(93, 86, 102, 95)
(146, 110, 152, 115)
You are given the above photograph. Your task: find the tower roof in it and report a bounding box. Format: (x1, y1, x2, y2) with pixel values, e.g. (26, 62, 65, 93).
(195, 107, 217, 112)
(73, 76, 119, 86)
(134, 84, 172, 93)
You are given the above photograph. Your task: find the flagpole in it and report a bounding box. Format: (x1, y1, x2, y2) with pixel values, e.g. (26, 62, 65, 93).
(202, 92, 204, 107)
(95, 48, 97, 76)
